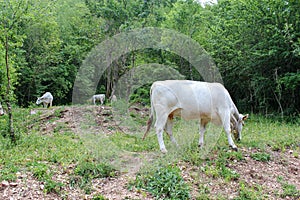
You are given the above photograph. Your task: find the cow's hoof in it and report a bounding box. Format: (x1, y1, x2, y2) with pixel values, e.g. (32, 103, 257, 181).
(198, 143, 204, 149)
(231, 146, 238, 152)
(161, 148, 168, 154)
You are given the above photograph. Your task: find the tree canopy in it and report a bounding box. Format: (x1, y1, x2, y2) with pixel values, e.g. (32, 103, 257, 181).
(0, 0, 299, 116)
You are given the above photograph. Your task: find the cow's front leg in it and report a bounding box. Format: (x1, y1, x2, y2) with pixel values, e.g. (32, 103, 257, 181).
(224, 127, 238, 151)
(222, 113, 238, 151)
(156, 127, 167, 153)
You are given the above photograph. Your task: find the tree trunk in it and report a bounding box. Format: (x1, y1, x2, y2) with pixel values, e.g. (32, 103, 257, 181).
(5, 36, 15, 143)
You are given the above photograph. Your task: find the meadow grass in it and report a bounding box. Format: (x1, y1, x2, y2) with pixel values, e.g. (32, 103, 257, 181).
(0, 106, 299, 199)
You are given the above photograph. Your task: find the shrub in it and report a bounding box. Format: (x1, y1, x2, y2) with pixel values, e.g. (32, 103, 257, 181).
(135, 165, 190, 200)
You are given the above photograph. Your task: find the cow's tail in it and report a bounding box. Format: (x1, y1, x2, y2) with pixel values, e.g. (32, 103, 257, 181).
(142, 89, 154, 140)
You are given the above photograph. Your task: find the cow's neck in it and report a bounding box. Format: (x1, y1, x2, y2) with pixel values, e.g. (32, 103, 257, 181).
(232, 103, 240, 121)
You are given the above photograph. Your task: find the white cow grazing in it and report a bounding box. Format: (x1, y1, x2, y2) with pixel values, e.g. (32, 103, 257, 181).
(36, 92, 53, 108)
(0, 102, 4, 116)
(92, 94, 105, 105)
(143, 80, 248, 153)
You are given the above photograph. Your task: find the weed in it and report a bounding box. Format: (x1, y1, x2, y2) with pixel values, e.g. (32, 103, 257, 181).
(70, 161, 117, 194)
(44, 179, 64, 194)
(0, 163, 18, 181)
(92, 194, 109, 200)
(250, 152, 271, 162)
(235, 181, 265, 200)
(222, 151, 244, 161)
(219, 165, 240, 181)
(281, 183, 300, 198)
(74, 161, 117, 179)
(277, 176, 300, 198)
(204, 165, 219, 178)
(27, 161, 64, 194)
(196, 184, 211, 199)
(135, 164, 191, 200)
(203, 150, 241, 181)
(27, 162, 49, 180)
(204, 164, 239, 181)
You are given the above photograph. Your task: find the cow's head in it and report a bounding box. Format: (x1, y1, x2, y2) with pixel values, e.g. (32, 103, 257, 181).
(36, 97, 43, 105)
(231, 114, 248, 141)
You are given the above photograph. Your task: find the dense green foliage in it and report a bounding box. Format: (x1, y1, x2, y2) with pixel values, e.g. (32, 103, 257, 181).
(0, 0, 299, 115)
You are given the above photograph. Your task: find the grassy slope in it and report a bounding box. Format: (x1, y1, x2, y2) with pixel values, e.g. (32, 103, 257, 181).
(0, 106, 299, 199)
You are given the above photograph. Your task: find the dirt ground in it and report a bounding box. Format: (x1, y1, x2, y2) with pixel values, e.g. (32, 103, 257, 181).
(1, 106, 299, 199)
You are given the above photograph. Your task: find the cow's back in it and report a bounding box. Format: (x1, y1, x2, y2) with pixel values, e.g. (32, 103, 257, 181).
(43, 92, 53, 99)
(151, 80, 231, 120)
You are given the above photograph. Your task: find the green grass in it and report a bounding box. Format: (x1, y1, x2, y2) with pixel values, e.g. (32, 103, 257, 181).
(108, 132, 157, 152)
(240, 115, 300, 151)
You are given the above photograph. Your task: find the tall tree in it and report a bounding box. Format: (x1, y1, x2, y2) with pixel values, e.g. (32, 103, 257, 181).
(0, 0, 30, 142)
(16, 0, 101, 106)
(205, 0, 300, 115)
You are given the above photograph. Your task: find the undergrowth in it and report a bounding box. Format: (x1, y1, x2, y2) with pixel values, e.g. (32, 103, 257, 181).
(135, 164, 191, 200)
(70, 161, 117, 194)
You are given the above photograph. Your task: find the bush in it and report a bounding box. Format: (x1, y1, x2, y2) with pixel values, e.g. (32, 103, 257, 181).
(135, 165, 190, 200)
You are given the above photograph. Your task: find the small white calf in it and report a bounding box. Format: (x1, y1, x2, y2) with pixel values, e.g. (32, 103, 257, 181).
(36, 92, 53, 108)
(92, 94, 105, 105)
(0, 102, 4, 116)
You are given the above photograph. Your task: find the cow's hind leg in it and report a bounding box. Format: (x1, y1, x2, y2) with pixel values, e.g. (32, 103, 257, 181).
(155, 114, 168, 153)
(164, 115, 178, 146)
(198, 120, 208, 148)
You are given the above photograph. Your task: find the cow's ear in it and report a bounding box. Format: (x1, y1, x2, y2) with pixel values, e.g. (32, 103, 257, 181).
(242, 114, 249, 121)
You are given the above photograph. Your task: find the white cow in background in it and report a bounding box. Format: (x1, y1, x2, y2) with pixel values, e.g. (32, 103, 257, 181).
(143, 80, 248, 153)
(36, 92, 53, 108)
(92, 94, 105, 105)
(0, 102, 4, 116)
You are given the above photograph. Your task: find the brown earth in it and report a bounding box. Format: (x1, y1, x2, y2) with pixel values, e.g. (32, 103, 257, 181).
(1, 106, 299, 200)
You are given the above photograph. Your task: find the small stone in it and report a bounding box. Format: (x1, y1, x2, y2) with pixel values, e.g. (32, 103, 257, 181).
(10, 182, 18, 187)
(1, 180, 9, 187)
